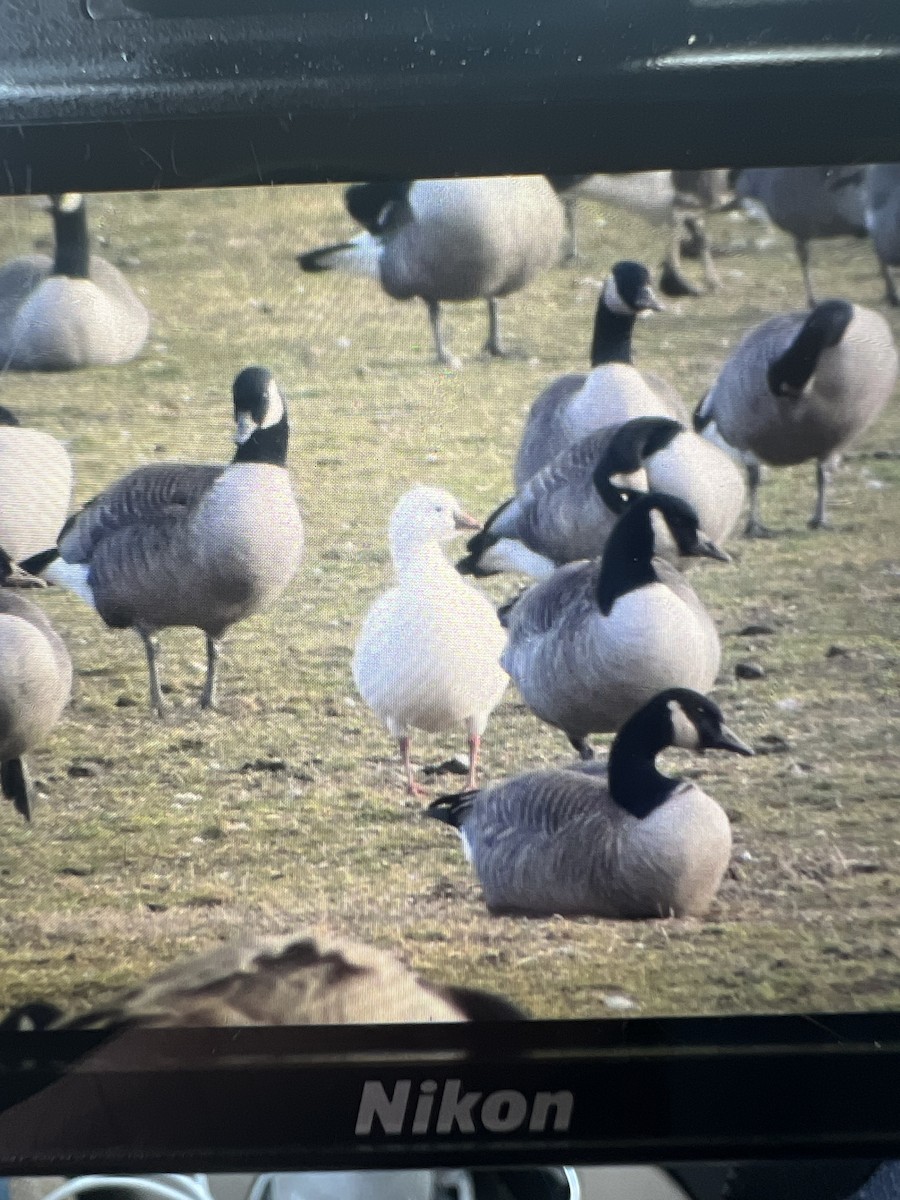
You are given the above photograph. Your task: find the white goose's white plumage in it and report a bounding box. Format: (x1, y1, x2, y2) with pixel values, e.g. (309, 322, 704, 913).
(352, 486, 508, 795)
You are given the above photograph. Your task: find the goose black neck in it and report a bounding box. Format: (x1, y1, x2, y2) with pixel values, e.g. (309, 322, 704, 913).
(593, 418, 683, 512)
(768, 300, 853, 396)
(590, 301, 637, 366)
(608, 710, 680, 818)
(595, 496, 659, 615)
(52, 202, 90, 279)
(232, 413, 289, 466)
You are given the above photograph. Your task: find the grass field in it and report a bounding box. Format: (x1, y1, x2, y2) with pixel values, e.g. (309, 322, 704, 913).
(0, 182, 897, 1020)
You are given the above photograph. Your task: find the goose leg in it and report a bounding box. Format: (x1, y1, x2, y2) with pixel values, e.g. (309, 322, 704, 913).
(659, 211, 703, 298)
(484, 297, 507, 357)
(878, 255, 900, 306)
(466, 724, 481, 790)
(808, 458, 835, 530)
(568, 735, 595, 761)
(426, 299, 461, 369)
(744, 459, 775, 538)
(200, 634, 220, 710)
(795, 236, 816, 308)
(399, 735, 426, 796)
(694, 216, 722, 292)
(139, 629, 166, 717)
(561, 195, 579, 264)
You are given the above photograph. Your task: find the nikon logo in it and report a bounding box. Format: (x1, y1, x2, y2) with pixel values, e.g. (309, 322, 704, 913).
(355, 1079, 574, 1136)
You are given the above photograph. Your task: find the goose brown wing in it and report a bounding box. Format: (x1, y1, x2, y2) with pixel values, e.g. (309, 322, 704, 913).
(59, 463, 224, 562)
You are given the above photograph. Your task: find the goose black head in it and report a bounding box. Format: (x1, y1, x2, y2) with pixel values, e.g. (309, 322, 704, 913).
(605, 261, 664, 317)
(595, 492, 729, 616)
(344, 181, 414, 234)
(649, 492, 731, 563)
(609, 688, 752, 818)
(0, 406, 20, 427)
(232, 366, 289, 465)
(591, 261, 663, 366)
(767, 300, 854, 398)
(656, 687, 755, 756)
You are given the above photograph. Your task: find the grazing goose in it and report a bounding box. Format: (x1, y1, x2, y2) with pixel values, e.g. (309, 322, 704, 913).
(695, 300, 898, 534)
(427, 688, 752, 919)
(733, 167, 869, 307)
(462, 417, 743, 579)
(0, 193, 150, 371)
(864, 163, 900, 306)
(29, 367, 304, 715)
(0, 931, 526, 1028)
(0, 406, 73, 562)
(298, 176, 565, 368)
(514, 261, 688, 486)
(555, 172, 734, 296)
(500, 492, 728, 759)
(353, 486, 508, 795)
(0, 548, 72, 821)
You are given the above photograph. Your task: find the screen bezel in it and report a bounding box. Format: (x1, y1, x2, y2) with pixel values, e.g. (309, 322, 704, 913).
(1, 0, 900, 1173)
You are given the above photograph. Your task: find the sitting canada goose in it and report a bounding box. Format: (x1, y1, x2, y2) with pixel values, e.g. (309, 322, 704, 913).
(462, 417, 744, 578)
(0, 548, 72, 821)
(0, 930, 525, 1028)
(694, 300, 898, 534)
(514, 261, 688, 486)
(352, 486, 508, 795)
(0, 406, 73, 562)
(864, 163, 900, 306)
(28, 367, 304, 715)
(427, 688, 752, 919)
(500, 492, 728, 759)
(733, 167, 869, 307)
(298, 176, 565, 368)
(0, 193, 150, 371)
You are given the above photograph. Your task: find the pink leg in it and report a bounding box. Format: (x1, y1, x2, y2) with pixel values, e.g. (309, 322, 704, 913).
(399, 735, 426, 797)
(466, 730, 481, 791)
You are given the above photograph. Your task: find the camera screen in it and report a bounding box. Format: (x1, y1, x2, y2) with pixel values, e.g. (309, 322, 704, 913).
(0, 169, 897, 1029)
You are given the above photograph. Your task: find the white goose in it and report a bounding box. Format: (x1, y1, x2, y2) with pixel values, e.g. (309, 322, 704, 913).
(352, 486, 509, 795)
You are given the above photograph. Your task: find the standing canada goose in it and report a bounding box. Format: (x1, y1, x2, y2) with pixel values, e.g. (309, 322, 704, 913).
(552, 172, 734, 296)
(29, 367, 304, 715)
(0, 193, 150, 371)
(0, 931, 525, 1028)
(500, 492, 728, 759)
(298, 177, 565, 367)
(352, 485, 508, 795)
(514, 261, 688, 486)
(0, 548, 72, 821)
(733, 167, 869, 307)
(427, 688, 752, 919)
(0, 406, 73, 562)
(694, 300, 898, 534)
(864, 163, 900, 306)
(462, 417, 744, 578)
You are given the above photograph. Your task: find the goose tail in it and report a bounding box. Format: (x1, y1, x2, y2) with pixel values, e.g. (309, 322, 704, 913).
(20, 548, 96, 608)
(1, 757, 33, 821)
(426, 790, 478, 828)
(297, 232, 381, 279)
